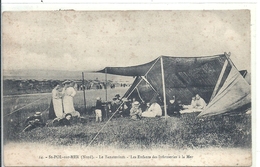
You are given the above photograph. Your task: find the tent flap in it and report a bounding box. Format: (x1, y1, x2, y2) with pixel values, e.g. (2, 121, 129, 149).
(197, 65, 251, 117)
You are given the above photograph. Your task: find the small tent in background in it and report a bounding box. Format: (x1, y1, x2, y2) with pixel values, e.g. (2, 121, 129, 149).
(97, 52, 251, 117)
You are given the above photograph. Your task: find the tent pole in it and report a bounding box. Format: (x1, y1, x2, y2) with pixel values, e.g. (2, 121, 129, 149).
(105, 68, 108, 119)
(82, 72, 87, 114)
(105, 68, 108, 102)
(87, 77, 145, 147)
(209, 53, 231, 102)
(210, 59, 228, 101)
(87, 57, 162, 147)
(160, 56, 167, 121)
(123, 57, 160, 99)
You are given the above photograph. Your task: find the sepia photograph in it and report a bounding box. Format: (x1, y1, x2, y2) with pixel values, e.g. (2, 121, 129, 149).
(2, 3, 254, 166)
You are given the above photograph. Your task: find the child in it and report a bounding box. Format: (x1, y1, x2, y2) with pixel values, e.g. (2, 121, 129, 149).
(23, 112, 46, 132)
(130, 101, 142, 120)
(95, 97, 103, 122)
(52, 113, 72, 127)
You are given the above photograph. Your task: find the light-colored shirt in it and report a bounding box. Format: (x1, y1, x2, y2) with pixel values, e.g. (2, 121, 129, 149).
(191, 99, 196, 108)
(147, 103, 162, 116)
(130, 107, 142, 116)
(195, 98, 206, 109)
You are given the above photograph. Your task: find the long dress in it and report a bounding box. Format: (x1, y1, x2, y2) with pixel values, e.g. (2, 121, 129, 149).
(52, 88, 63, 118)
(48, 99, 56, 119)
(63, 87, 77, 114)
(142, 103, 162, 117)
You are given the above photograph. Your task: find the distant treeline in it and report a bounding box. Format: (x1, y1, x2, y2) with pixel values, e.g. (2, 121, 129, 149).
(3, 79, 131, 96)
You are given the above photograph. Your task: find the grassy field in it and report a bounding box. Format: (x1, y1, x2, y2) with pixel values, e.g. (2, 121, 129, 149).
(3, 87, 251, 150)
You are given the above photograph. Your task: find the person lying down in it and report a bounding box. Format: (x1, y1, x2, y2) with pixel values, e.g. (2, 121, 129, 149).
(180, 94, 207, 114)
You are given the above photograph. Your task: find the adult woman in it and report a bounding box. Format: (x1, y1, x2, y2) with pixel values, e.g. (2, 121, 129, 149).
(142, 99, 162, 118)
(62, 81, 80, 117)
(52, 84, 63, 118)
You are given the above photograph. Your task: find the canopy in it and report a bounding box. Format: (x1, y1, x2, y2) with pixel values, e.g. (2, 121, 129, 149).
(98, 53, 251, 117)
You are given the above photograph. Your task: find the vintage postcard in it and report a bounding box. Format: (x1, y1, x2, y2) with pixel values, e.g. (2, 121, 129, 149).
(2, 3, 255, 167)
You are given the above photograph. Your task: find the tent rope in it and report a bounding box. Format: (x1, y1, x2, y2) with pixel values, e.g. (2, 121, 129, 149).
(87, 76, 146, 147)
(141, 76, 160, 96)
(87, 57, 161, 147)
(4, 96, 49, 117)
(87, 101, 125, 147)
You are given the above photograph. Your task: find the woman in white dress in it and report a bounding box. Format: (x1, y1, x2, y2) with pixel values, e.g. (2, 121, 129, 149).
(142, 102, 162, 118)
(52, 85, 63, 118)
(62, 81, 80, 117)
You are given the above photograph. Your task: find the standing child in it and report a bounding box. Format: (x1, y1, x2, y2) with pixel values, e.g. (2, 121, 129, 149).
(95, 97, 103, 122)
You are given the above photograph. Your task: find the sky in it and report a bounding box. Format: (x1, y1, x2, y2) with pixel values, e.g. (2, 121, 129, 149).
(2, 10, 251, 72)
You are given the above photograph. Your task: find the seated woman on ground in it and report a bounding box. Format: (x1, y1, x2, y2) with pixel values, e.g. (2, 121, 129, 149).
(142, 99, 162, 118)
(180, 94, 206, 114)
(167, 96, 176, 116)
(194, 94, 206, 110)
(167, 96, 182, 117)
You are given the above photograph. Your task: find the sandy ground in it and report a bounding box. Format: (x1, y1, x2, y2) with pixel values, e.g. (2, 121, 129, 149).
(3, 142, 251, 166)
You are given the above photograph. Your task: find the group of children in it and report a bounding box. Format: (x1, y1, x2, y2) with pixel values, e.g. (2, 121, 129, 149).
(23, 93, 207, 131)
(23, 112, 73, 132)
(94, 93, 207, 122)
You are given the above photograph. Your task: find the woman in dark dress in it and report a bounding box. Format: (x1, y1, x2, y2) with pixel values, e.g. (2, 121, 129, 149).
(48, 98, 56, 119)
(167, 96, 182, 117)
(49, 83, 60, 120)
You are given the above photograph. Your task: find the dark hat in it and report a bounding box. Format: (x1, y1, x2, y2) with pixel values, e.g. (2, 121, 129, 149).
(115, 94, 120, 97)
(65, 113, 72, 118)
